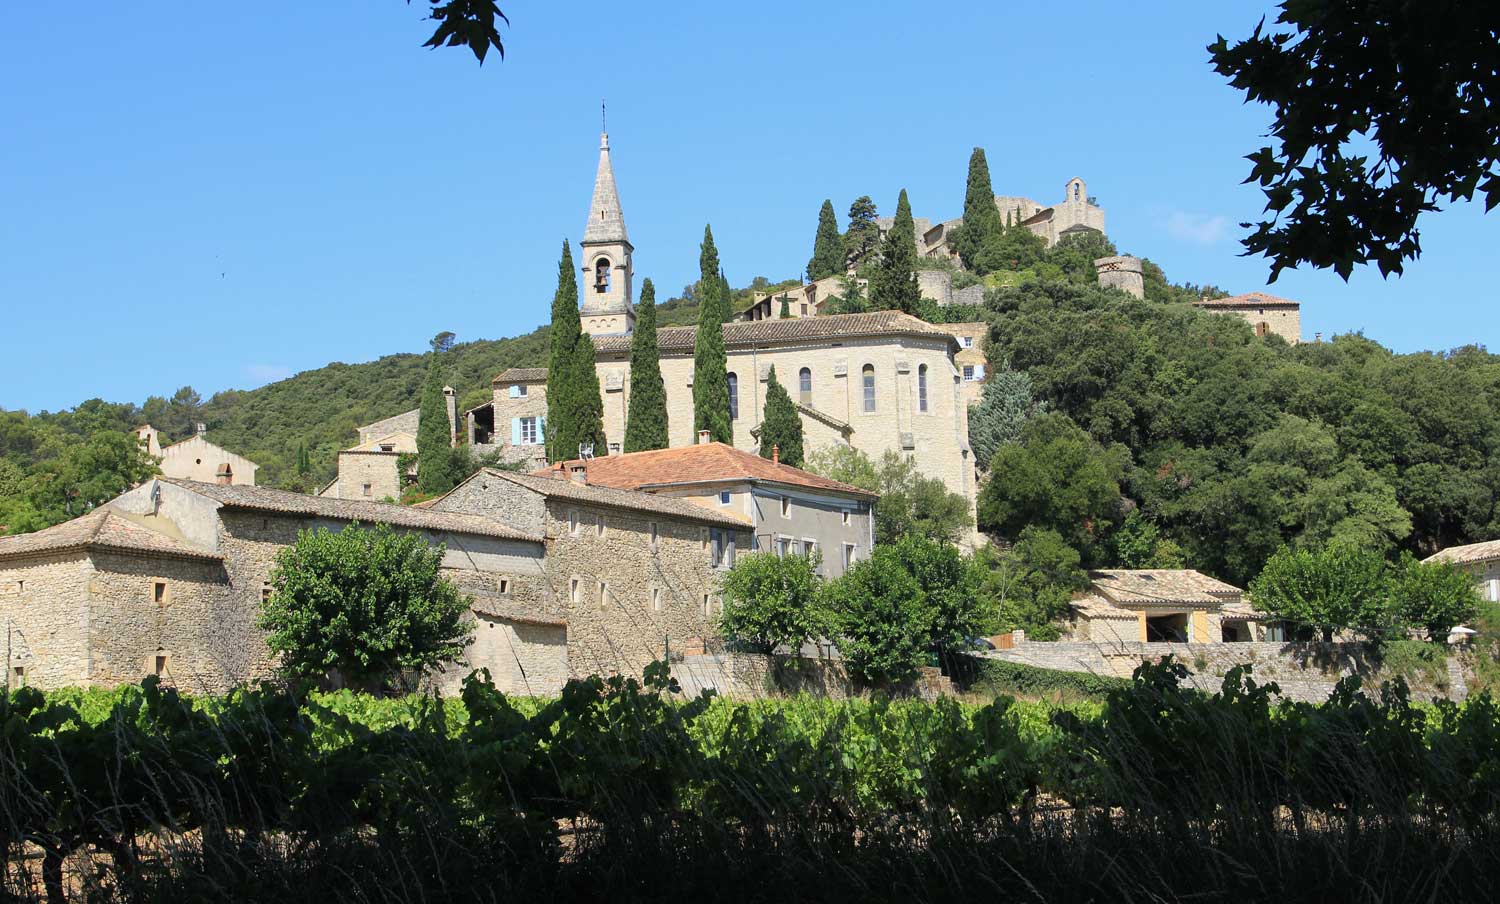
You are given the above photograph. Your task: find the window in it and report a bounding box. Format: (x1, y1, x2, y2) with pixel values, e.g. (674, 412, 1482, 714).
(512, 384, 529, 398)
(918, 364, 929, 412)
(800, 302, 808, 317)
(843, 543, 857, 570)
(962, 365, 975, 381)
(595, 513, 606, 537)
(598, 582, 608, 610)
(568, 509, 580, 536)
(154, 654, 169, 678)
(649, 521, 659, 551)
(710, 528, 736, 568)
(1488, 579, 1500, 603)
(728, 372, 739, 420)
(10, 666, 23, 689)
(777, 536, 792, 556)
(842, 510, 851, 526)
(361, 483, 372, 497)
(518, 417, 539, 445)
(702, 594, 711, 617)
(799, 367, 812, 405)
(651, 587, 662, 612)
(718, 490, 732, 506)
(498, 578, 510, 595)
(594, 258, 611, 293)
(261, 584, 272, 603)
(781, 497, 791, 518)
(862, 365, 876, 412)
(378, 443, 395, 452)
(804, 539, 818, 558)
(961, 336, 974, 348)
(152, 581, 168, 606)
(570, 578, 581, 604)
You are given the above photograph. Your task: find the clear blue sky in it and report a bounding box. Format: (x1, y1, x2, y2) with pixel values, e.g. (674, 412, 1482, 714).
(3, 2, 1495, 413)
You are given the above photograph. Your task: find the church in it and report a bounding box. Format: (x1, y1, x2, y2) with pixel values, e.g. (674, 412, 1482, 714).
(466, 130, 982, 539)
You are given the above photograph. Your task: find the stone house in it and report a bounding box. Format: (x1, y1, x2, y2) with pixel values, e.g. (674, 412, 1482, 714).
(533, 439, 877, 578)
(429, 468, 754, 681)
(320, 391, 460, 500)
(1193, 291, 1301, 344)
(467, 367, 549, 470)
(135, 424, 259, 486)
(941, 322, 989, 406)
(0, 478, 546, 694)
(1424, 540, 1500, 603)
(1012, 178, 1106, 247)
(738, 275, 864, 321)
(1069, 569, 1262, 645)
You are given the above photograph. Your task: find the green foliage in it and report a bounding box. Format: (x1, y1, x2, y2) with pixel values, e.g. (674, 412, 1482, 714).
(717, 552, 827, 654)
(823, 546, 932, 684)
(692, 225, 733, 444)
(966, 658, 1130, 701)
(1388, 553, 1480, 641)
(623, 278, 670, 452)
(967, 365, 1045, 470)
(806, 446, 971, 546)
(884, 536, 993, 652)
(1209, 0, 1500, 279)
(823, 273, 869, 314)
(757, 365, 803, 468)
(259, 523, 473, 689)
(978, 412, 1126, 557)
(545, 240, 606, 463)
(806, 199, 844, 281)
(868, 189, 921, 314)
(952, 147, 1002, 271)
(842, 194, 879, 268)
(0, 429, 159, 533)
(416, 338, 460, 495)
(414, 0, 509, 65)
(1250, 544, 1392, 641)
(973, 527, 1090, 640)
(1108, 510, 1187, 569)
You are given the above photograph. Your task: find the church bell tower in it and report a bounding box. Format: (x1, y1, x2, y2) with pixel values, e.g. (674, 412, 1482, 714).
(579, 130, 635, 336)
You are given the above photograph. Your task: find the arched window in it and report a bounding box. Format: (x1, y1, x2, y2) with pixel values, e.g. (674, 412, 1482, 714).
(861, 365, 876, 413)
(917, 364, 928, 412)
(727, 372, 739, 420)
(799, 367, 812, 405)
(1073, 182, 1081, 201)
(594, 258, 611, 294)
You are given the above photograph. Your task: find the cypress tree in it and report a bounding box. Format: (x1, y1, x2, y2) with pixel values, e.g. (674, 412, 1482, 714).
(692, 225, 733, 444)
(955, 148, 1002, 271)
(416, 335, 459, 494)
(623, 278, 669, 452)
(758, 365, 804, 468)
(779, 295, 791, 318)
(869, 189, 922, 315)
(546, 240, 607, 462)
(807, 199, 844, 281)
(719, 270, 736, 323)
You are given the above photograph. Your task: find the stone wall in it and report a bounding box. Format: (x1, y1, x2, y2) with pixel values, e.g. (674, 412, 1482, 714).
(320, 451, 402, 501)
(0, 552, 93, 690)
(158, 435, 259, 485)
(674, 652, 953, 701)
(981, 641, 1468, 703)
(1199, 305, 1301, 344)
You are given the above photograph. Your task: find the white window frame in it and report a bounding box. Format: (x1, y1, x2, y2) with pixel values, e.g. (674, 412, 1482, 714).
(718, 490, 732, 506)
(649, 521, 659, 552)
(862, 365, 876, 412)
(598, 581, 609, 610)
(961, 336, 974, 348)
(781, 497, 791, 518)
(842, 510, 851, 526)
(518, 416, 539, 445)
(595, 513, 606, 537)
(651, 586, 663, 612)
(843, 543, 857, 570)
(570, 578, 580, 604)
(962, 365, 975, 381)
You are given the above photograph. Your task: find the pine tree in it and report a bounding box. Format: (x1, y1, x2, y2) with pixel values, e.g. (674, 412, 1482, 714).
(758, 365, 804, 468)
(954, 148, 1002, 271)
(844, 195, 880, 268)
(545, 240, 607, 462)
(807, 199, 844, 281)
(869, 189, 922, 315)
(623, 278, 669, 452)
(416, 335, 459, 494)
(692, 225, 733, 444)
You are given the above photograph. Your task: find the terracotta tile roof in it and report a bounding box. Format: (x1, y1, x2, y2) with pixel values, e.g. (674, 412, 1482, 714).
(535, 442, 878, 499)
(1089, 569, 1243, 608)
(492, 367, 549, 384)
(1425, 539, 1500, 567)
(470, 469, 752, 528)
(591, 311, 960, 355)
(159, 478, 543, 543)
(1193, 291, 1300, 309)
(468, 591, 567, 628)
(0, 508, 221, 563)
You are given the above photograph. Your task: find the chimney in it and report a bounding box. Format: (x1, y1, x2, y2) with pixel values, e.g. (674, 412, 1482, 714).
(1314, 332, 1323, 343)
(772, 444, 780, 466)
(697, 430, 711, 445)
(569, 464, 588, 485)
(195, 422, 207, 437)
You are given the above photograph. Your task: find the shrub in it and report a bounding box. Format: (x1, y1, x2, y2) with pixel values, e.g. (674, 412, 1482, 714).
(718, 552, 828, 655)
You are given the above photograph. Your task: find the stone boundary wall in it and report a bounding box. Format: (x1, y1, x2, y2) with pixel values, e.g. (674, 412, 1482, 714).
(981, 641, 1467, 703)
(674, 652, 953, 701)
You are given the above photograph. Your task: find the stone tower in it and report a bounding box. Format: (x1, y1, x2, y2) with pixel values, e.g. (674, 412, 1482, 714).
(1094, 255, 1144, 299)
(579, 131, 635, 336)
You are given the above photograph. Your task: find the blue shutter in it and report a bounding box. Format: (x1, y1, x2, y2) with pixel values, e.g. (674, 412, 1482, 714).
(508, 385, 521, 398)
(537, 416, 546, 443)
(975, 364, 987, 380)
(510, 418, 521, 445)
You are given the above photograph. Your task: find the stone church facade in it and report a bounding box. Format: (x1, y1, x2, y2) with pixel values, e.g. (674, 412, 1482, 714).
(467, 131, 980, 539)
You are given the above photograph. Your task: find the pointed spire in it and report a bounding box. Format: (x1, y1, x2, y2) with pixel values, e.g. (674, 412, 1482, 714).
(583, 130, 628, 245)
